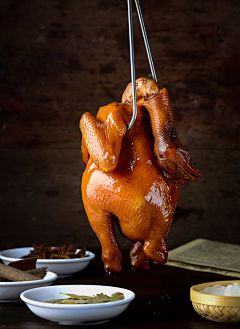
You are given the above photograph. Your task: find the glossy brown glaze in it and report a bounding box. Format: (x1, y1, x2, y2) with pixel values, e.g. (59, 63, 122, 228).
(80, 78, 201, 274)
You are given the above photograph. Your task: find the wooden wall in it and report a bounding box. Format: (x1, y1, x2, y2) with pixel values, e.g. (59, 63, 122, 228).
(0, 0, 240, 252)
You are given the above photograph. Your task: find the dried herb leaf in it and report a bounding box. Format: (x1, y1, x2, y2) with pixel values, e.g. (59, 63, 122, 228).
(45, 292, 124, 304)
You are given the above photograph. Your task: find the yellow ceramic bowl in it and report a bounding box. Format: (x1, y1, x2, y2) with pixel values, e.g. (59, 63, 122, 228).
(190, 280, 240, 323)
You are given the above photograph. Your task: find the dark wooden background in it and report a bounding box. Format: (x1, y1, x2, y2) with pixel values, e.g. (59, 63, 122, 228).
(0, 0, 239, 252)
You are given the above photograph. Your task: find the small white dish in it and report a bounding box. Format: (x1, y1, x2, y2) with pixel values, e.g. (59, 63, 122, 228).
(20, 284, 135, 325)
(0, 271, 57, 303)
(0, 247, 95, 278)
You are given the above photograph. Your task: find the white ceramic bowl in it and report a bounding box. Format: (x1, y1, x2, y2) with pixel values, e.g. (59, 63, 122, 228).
(20, 284, 135, 325)
(0, 271, 57, 303)
(0, 247, 95, 278)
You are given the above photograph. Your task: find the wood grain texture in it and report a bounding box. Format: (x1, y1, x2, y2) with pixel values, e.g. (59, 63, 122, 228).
(0, 0, 240, 250)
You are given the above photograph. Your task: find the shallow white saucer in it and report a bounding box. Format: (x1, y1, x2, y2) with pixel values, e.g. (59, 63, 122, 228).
(20, 284, 135, 325)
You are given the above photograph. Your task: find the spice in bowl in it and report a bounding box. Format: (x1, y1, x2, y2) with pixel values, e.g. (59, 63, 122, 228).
(21, 243, 89, 260)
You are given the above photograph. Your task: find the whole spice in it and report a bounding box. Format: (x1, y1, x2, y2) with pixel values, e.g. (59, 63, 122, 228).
(22, 243, 89, 259)
(0, 263, 41, 282)
(26, 267, 47, 278)
(8, 257, 37, 270)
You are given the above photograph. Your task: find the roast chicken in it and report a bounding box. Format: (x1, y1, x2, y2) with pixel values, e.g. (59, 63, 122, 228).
(80, 77, 201, 274)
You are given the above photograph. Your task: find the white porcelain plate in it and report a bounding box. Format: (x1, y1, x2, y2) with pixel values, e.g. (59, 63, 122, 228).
(0, 247, 95, 278)
(0, 271, 57, 303)
(20, 284, 135, 325)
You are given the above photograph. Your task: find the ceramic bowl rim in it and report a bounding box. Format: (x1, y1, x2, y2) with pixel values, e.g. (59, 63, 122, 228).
(0, 247, 95, 264)
(20, 284, 135, 309)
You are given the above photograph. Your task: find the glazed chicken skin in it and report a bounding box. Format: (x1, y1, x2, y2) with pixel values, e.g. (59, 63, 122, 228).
(80, 78, 201, 274)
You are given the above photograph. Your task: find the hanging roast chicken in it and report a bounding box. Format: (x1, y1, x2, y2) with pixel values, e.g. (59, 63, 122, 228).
(80, 77, 201, 274)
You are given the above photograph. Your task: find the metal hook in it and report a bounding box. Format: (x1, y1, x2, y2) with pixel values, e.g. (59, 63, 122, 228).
(127, 0, 137, 131)
(126, 0, 158, 131)
(134, 0, 158, 82)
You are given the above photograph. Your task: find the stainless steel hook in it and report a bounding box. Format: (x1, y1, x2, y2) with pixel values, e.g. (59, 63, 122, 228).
(127, 0, 158, 131)
(135, 0, 157, 83)
(127, 0, 137, 131)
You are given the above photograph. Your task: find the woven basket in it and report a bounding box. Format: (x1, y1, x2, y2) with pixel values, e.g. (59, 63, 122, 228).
(190, 280, 240, 323)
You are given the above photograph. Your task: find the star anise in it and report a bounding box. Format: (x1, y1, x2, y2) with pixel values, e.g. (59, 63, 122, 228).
(22, 243, 89, 260)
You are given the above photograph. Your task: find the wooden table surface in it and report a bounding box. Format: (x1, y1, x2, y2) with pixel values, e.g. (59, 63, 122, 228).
(0, 248, 238, 329)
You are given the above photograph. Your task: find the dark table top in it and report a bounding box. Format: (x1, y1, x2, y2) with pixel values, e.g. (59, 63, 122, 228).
(0, 248, 238, 329)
